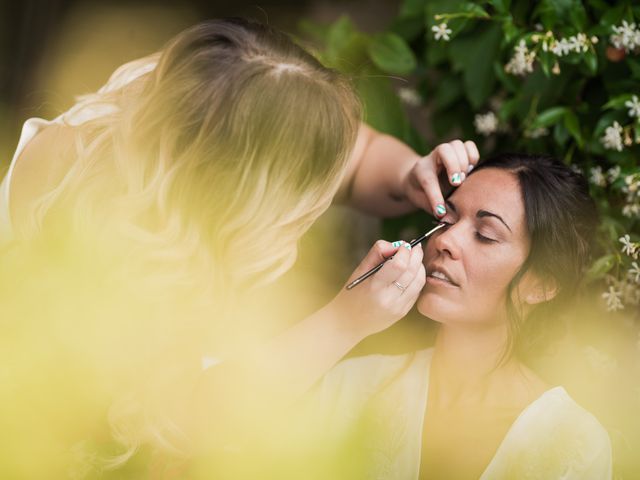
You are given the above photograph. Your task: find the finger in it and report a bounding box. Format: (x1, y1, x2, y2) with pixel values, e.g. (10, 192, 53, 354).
(413, 163, 446, 217)
(372, 241, 412, 287)
(401, 264, 427, 307)
(450, 140, 469, 180)
(346, 240, 402, 282)
(434, 143, 463, 187)
(464, 141, 480, 173)
(392, 244, 424, 293)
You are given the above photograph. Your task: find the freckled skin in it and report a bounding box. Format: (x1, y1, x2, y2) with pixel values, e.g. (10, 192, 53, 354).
(418, 168, 531, 326)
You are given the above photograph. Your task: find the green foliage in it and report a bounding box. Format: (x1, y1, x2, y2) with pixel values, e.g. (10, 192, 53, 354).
(298, 0, 640, 317)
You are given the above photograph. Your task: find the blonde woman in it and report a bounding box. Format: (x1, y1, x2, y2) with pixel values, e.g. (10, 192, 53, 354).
(2, 17, 479, 471)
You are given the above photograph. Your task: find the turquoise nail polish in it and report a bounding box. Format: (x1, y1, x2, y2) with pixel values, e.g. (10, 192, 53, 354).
(435, 204, 446, 216)
(403, 243, 412, 251)
(451, 172, 461, 185)
(392, 241, 402, 247)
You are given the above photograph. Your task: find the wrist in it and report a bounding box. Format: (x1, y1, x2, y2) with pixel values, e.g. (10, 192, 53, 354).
(323, 297, 369, 346)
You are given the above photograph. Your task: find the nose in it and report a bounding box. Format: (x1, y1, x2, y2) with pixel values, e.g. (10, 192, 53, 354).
(432, 223, 462, 260)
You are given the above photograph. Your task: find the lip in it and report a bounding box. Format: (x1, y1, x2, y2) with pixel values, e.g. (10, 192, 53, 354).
(425, 264, 460, 287)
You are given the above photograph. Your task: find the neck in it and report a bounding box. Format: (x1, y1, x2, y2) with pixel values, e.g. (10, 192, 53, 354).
(430, 321, 516, 407)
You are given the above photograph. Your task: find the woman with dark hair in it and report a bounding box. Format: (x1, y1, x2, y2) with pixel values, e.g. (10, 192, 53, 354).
(311, 154, 611, 479)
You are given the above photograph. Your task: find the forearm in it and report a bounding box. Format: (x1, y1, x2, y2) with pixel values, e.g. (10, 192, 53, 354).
(191, 302, 364, 447)
(339, 124, 420, 217)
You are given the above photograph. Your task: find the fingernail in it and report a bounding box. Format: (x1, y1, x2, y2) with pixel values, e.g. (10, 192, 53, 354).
(392, 241, 403, 247)
(403, 243, 412, 251)
(451, 172, 462, 185)
(435, 204, 446, 217)
(460, 172, 466, 182)
(467, 164, 474, 173)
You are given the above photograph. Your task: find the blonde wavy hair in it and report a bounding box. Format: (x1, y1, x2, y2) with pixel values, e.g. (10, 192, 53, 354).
(28, 17, 361, 299)
(22, 17, 361, 473)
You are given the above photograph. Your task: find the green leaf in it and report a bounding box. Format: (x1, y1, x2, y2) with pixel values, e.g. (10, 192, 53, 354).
(535, 0, 587, 30)
(586, 254, 616, 281)
(434, 76, 463, 110)
(368, 32, 417, 75)
(553, 122, 570, 146)
(599, 4, 625, 29)
(449, 23, 502, 109)
(583, 51, 598, 76)
(531, 107, 569, 128)
(627, 58, 640, 80)
(538, 49, 555, 77)
(564, 111, 583, 148)
(501, 16, 521, 44)
(461, 2, 491, 19)
(326, 16, 357, 64)
(355, 67, 409, 138)
(603, 94, 635, 110)
(399, 0, 428, 18)
(297, 19, 331, 44)
(488, 0, 511, 14)
(498, 97, 521, 122)
(390, 15, 425, 42)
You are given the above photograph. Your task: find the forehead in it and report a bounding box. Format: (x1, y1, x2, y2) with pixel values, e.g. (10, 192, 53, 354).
(449, 168, 526, 232)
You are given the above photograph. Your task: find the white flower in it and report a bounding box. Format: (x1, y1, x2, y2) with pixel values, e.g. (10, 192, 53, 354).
(629, 262, 640, 284)
(505, 40, 536, 76)
(551, 38, 573, 56)
(398, 87, 422, 107)
(625, 174, 640, 193)
(568, 33, 590, 53)
(607, 165, 621, 183)
(610, 20, 640, 52)
(589, 166, 607, 187)
(474, 111, 498, 136)
(602, 285, 624, 311)
(432, 23, 452, 42)
(621, 279, 640, 306)
(622, 202, 640, 218)
(570, 164, 583, 175)
(524, 126, 549, 139)
(625, 95, 640, 118)
(620, 234, 637, 257)
(601, 121, 624, 151)
(551, 34, 593, 57)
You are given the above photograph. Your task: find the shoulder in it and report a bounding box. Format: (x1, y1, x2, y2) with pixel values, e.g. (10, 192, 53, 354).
(494, 387, 612, 479)
(10, 123, 77, 231)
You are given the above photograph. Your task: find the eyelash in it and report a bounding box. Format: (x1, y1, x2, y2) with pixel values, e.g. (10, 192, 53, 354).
(437, 221, 497, 244)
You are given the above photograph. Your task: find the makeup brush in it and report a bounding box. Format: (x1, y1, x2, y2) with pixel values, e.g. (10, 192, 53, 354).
(345, 222, 446, 290)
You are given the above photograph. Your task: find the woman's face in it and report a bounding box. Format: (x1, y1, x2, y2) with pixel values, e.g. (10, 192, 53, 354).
(418, 168, 531, 326)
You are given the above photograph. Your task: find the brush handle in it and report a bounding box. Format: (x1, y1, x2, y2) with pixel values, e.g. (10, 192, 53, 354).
(344, 223, 445, 290)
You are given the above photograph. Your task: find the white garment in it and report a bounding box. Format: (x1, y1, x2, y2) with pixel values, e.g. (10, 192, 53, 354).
(0, 57, 157, 244)
(311, 349, 612, 479)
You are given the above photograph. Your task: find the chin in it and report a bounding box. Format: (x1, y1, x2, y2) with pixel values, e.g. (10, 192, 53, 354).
(416, 290, 460, 324)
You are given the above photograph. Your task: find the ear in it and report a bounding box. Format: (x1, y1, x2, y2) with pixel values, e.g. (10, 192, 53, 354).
(516, 270, 558, 306)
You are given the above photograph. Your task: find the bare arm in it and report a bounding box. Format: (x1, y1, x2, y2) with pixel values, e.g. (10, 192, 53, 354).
(337, 123, 480, 219)
(191, 239, 425, 450)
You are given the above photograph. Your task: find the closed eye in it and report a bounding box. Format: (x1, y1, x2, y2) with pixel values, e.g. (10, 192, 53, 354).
(438, 221, 497, 244)
(475, 232, 497, 243)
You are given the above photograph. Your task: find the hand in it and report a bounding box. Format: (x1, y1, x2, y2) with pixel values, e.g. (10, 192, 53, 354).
(402, 140, 479, 218)
(329, 239, 425, 341)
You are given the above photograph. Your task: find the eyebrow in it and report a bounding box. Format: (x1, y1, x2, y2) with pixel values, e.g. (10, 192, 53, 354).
(445, 200, 512, 233)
